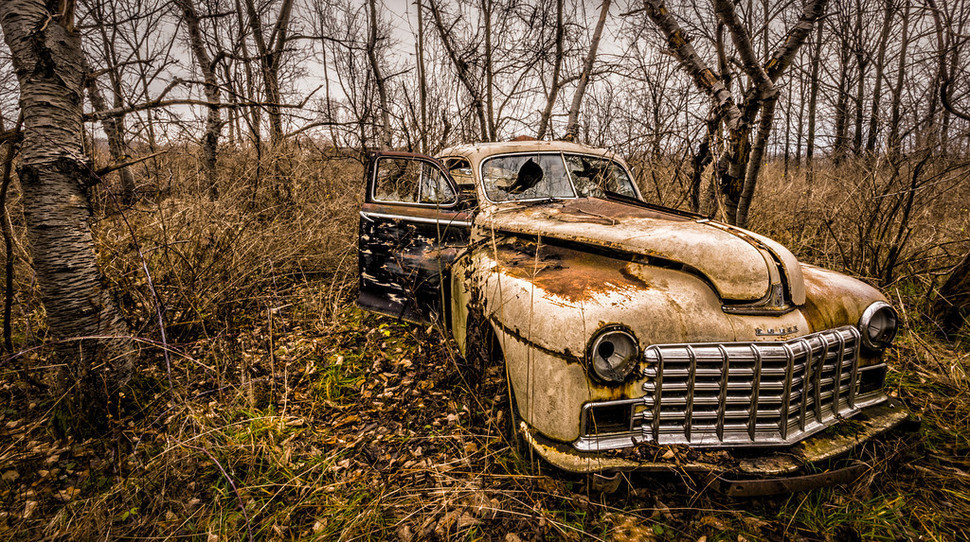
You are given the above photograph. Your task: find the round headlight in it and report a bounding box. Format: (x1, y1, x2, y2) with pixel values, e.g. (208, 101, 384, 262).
(589, 328, 639, 382)
(858, 301, 898, 350)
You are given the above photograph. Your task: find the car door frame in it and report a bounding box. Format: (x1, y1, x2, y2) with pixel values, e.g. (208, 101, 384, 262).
(357, 151, 474, 325)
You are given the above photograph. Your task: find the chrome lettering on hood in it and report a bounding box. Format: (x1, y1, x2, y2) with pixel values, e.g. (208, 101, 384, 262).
(755, 325, 799, 337)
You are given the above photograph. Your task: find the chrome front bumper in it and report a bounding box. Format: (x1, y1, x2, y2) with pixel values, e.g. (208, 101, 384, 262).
(522, 398, 913, 477)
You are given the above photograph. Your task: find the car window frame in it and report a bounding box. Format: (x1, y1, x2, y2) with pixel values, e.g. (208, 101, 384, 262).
(369, 152, 461, 209)
(477, 151, 642, 205)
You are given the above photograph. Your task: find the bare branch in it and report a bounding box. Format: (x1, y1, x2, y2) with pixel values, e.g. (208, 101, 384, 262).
(643, 0, 741, 129)
(927, 0, 970, 122)
(94, 150, 166, 177)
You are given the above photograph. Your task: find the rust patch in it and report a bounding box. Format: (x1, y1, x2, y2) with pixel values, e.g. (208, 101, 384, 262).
(800, 265, 882, 332)
(493, 239, 648, 302)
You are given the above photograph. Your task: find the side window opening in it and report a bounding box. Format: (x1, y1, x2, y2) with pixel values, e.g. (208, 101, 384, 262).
(445, 158, 476, 194)
(565, 155, 637, 198)
(373, 157, 456, 205)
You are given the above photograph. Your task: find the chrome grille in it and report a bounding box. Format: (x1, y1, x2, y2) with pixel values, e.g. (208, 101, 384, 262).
(576, 326, 887, 452)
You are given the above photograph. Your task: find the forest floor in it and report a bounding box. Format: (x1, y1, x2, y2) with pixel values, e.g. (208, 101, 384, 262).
(1, 277, 968, 541)
(0, 154, 968, 540)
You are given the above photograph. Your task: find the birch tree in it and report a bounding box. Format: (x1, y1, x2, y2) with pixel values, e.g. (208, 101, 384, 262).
(0, 0, 132, 430)
(564, 0, 611, 141)
(643, 0, 827, 226)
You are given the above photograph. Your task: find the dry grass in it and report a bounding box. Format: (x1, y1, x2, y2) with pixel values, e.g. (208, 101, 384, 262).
(0, 146, 968, 540)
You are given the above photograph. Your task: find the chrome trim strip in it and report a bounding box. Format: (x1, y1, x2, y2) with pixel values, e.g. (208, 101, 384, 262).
(797, 337, 812, 432)
(686, 344, 696, 442)
(716, 344, 730, 441)
(781, 342, 795, 440)
(652, 347, 664, 442)
(359, 210, 472, 228)
(749, 343, 762, 441)
(833, 332, 846, 416)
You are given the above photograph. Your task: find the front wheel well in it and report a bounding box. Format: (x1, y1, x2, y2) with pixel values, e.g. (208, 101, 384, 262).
(463, 309, 504, 385)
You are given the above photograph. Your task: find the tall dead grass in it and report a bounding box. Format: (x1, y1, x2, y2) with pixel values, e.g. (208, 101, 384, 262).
(1, 144, 969, 540)
(92, 142, 364, 339)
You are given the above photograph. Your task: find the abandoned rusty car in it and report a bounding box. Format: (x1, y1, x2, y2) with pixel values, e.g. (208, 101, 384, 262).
(357, 140, 912, 494)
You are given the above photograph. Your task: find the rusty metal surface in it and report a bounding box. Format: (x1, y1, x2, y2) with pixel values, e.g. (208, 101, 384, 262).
(358, 201, 471, 323)
(490, 238, 649, 303)
(705, 221, 807, 306)
(719, 461, 867, 497)
(800, 264, 888, 332)
(478, 198, 783, 302)
(439, 140, 626, 167)
(357, 141, 905, 480)
(468, 236, 817, 442)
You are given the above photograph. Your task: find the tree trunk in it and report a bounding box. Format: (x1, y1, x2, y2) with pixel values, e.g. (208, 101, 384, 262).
(866, 0, 894, 154)
(482, 0, 496, 141)
(80, 59, 136, 203)
(564, 0, 611, 141)
(428, 0, 490, 141)
(0, 0, 132, 430)
(795, 58, 805, 169)
(806, 21, 822, 184)
(833, 43, 850, 163)
(416, 0, 429, 152)
(851, 1, 865, 156)
(933, 249, 970, 340)
(736, 92, 777, 225)
(645, 0, 824, 226)
(176, 0, 222, 199)
(938, 12, 965, 155)
(367, 0, 392, 149)
(888, 0, 911, 156)
(243, 0, 291, 146)
(89, 1, 136, 203)
(536, 0, 564, 140)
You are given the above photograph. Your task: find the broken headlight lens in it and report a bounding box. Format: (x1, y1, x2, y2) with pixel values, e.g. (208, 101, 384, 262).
(589, 328, 639, 382)
(858, 301, 898, 350)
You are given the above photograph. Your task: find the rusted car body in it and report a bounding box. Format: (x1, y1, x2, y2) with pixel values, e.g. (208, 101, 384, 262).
(357, 140, 911, 494)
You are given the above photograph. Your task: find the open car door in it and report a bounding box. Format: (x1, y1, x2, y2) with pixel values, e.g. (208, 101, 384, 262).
(357, 152, 473, 324)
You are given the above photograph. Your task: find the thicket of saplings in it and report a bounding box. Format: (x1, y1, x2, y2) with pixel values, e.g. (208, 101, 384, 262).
(2, 140, 968, 540)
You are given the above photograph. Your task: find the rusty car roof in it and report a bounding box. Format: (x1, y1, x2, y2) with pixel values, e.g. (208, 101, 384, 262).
(437, 140, 624, 165)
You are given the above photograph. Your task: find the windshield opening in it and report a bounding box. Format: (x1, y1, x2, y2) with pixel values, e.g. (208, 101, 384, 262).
(481, 152, 637, 202)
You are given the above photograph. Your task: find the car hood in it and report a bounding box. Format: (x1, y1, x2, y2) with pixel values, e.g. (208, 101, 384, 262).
(477, 198, 805, 304)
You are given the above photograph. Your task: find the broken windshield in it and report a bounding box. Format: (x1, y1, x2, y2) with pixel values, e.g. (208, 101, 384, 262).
(481, 152, 637, 202)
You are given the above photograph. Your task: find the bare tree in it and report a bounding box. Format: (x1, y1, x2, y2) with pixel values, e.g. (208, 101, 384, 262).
(80, 55, 137, 202)
(0, 0, 131, 430)
(887, 0, 911, 156)
(243, 0, 295, 146)
(416, 0, 429, 151)
(865, 0, 896, 154)
(927, 0, 970, 338)
(367, 0, 392, 149)
(175, 0, 223, 199)
(564, 0, 611, 141)
(427, 0, 491, 141)
(644, 0, 827, 226)
(536, 0, 565, 140)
